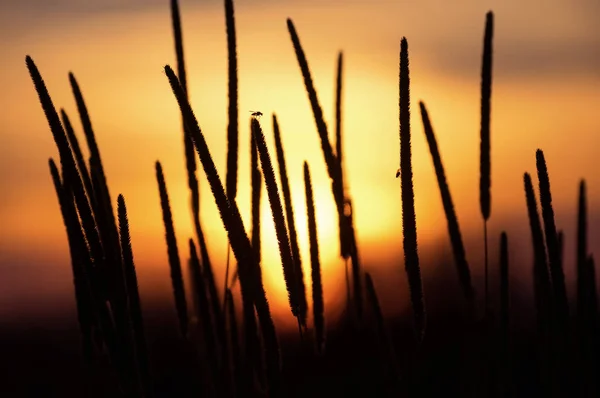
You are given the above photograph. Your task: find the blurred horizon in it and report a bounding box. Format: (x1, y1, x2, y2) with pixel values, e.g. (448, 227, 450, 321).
(1, 0, 599, 333)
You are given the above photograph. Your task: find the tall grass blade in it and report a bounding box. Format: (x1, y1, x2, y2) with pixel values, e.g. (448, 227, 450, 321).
(479, 11, 494, 318)
(286, 18, 348, 259)
(419, 101, 474, 310)
(117, 195, 152, 397)
(49, 159, 94, 365)
(225, 0, 239, 200)
(156, 161, 189, 338)
(90, 157, 131, 353)
(188, 239, 221, 393)
(398, 38, 425, 340)
(273, 114, 308, 327)
(304, 162, 325, 354)
(536, 150, 568, 321)
(251, 117, 300, 327)
(523, 172, 553, 395)
(345, 200, 363, 321)
(251, 123, 262, 267)
(164, 65, 281, 394)
(334, 51, 351, 262)
(61, 109, 94, 204)
(479, 11, 493, 221)
(575, 181, 597, 396)
(69, 72, 119, 254)
(169, 1, 223, 342)
(536, 149, 569, 395)
(226, 288, 244, 397)
(26, 56, 104, 275)
(577, 181, 588, 324)
(70, 72, 129, 350)
(523, 173, 552, 327)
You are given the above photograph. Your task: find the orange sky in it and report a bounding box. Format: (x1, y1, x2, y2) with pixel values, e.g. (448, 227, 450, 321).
(1, 0, 599, 332)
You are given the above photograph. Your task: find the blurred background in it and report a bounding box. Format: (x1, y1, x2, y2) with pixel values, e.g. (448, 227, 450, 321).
(1, 0, 599, 337)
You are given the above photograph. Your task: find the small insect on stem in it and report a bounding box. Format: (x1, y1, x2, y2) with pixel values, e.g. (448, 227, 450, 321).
(395, 168, 400, 178)
(250, 111, 263, 118)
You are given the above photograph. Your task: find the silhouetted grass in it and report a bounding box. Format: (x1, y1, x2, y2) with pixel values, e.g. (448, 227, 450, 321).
(60, 109, 94, 204)
(575, 181, 598, 396)
(118, 195, 152, 398)
(70, 72, 132, 364)
(164, 65, 281, 395)
(25, 6, 600, 398)
(398, 37, 425, 341)
(335, 52, 344, 197)
(225, 288, 243, 397)
(419, 101, 474, 312)
(49, 159, 94, 366)
(334, 52, 352, 307)
(69, 72, 121, 266)
(287, 18, 349, 260)
(251, 117, 300, 328)
(536, 150, 568, 322)
(523, 172, 553, 395)
(273, 114, 308, 327)
(251, 120, 262, 267)
(170, 0, 225, 376)
(344, 199, 363, 322)
(29, 56, 141, 395)
(156, 161, 189, 338)
(523, 173, 552, 331)
(480, 11, 494, 317)
(536, 149, 570, 396)
(303, 162, 324, 354)
(26, 57, 104, 282)
(225, 0, 239, 201)
(188, 239, 220, 394)
(577, 180, 588, 326)
(223, 0, 240, 323)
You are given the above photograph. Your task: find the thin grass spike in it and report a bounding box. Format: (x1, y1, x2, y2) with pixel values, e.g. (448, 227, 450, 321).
(523, 173, 552, 332)
(304, 162, 325, 354)
(479, 11, 493, 221)
(419, 102, 474, 310)
(188, 239, 221, 390)
(49, 159, 94, 366)
(225, 0, 239, 200)
(164, 65, 281, 394)
(536, 150, 568, 322)
(287, 18, 348, 260)
(26, 56, 104, 274)
(61, 109, 94, 204)
(156, 161, 189, 338)
(251, 124, 263, 266)
(398, 38, 425, 340)
(251, 118, 299, 325)
(273, 114, 308, 327)
(577, 180, 588, 322)
(479, 11, 494, 319)
(117, 195, 152, 398)
(170, 0, 225, 367)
